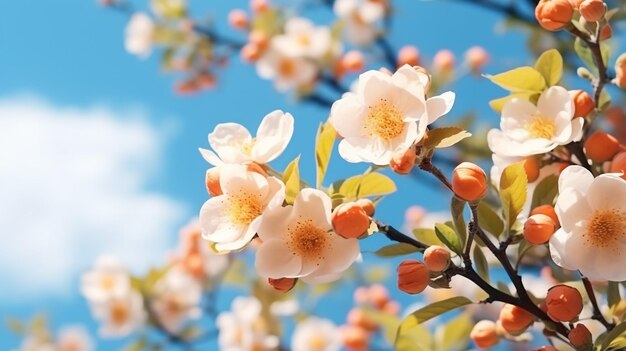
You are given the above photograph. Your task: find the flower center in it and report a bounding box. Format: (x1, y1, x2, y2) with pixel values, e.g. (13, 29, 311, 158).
(228, 192, 263, 226)
(584, 208, 626, 249)
(297, 34, 311, 47)
(100, 274, 116, 291)
(278, 58, 297, 77)
(364, 99, 405, 140)
(110, 300, 130, 326)
(526, 114, 556, 139)
(164, 293, 186, 315)
(287, 218, 330, 262)
(308, 334, 328, 349)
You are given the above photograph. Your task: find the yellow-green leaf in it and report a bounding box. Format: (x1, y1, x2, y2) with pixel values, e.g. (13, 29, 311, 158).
(283, 156, 301, 205)
(396, 297, 473, 343)
(450, 197, 467, 247)
(473, 247, 490, 282)
(484, 66, 546, 93)
(424, 127, 472, 149)
(438, 312, 472, 351)
(434, 223, 463, 256)
(499, 162, 528, 230)
(534, 49, 563, 86)
(361, 308, 400, 345)
(338, 172, 396, 200)
(489, 92, 537, 113)
(530, 174, 558, 211)
(315, 122, 336, 188)
(600, 321, 626, 350)
(413, 228, 444, 246)
(374, 243, 423, 257)
(477, 202, 504, 238)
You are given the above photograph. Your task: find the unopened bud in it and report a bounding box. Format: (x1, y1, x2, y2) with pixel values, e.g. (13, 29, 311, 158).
(205, 167, 222, 196)
(568, 324, 592, 348)
(452, 162, 488, 202)
(228, 9, 249, 30)
(523, 214, 556, 245)
(585, 130, 621, 163)
(615, 53, 626, 89)
(499, 304, 535, 335)
(464, 46, 490, 74)
(531, 205, 560, 228)
(423, 245, 451, 272)
(241, 43, 262, 63)
(397, 260, 429, 294)
(470, 320, 500, 349)
(250, 0, 270, 13)
(397, 46, 421, 67)
(341, 50, 365, 73)
(610, 151, 626, 180)
(523, 156, 541, 183)
(535, 0, 574, 31)
(332, 203, 371, 239)
(390, 148, 416, 175)
(268, 277, 297, 292)
(579, 0, 606, 22)
(545, 284, 583, 322)
(355, 198, 375, 217)
(433, 49, 455, 73)
(569, 90, 594, 118)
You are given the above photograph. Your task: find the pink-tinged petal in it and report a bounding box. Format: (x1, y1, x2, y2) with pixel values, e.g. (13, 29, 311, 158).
(293, 189, 332, 230)
(198, 148, 223, 166)
(593, 248, 626, 281)
(256, 205, 292, 241)
(220, 165, 268, 196)
(568, 117, 584, 142)
(208, 123, 252, 164)
(318, 234, 360, 275)
(264, 176, 286, 209)
(300, 271, 343, 284)
(537, 86, 573, 120)
(392, 65, 430, 90)
(554, 188, 591, 233)
(587, 174, 626, 211)
(215, 216, 261, 252)
(558, 165, 593, 193)
(199, 197, 245, 245)
(361, 72, 394, 106)
(255, 239, 303, 278)
(253, 110, 294, 164)
(338, 139, 368, 163)
(425, 91, 455, 124)
(360, 1, 385, 22)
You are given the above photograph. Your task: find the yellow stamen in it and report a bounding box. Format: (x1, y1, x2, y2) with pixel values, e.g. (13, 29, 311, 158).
(308, 334, 328, 349)
(287, 218, 329, 262)
(297, 34, 311, 47)
(526, 114, 556, 139)
(228, 192, 263, 225)
(364, 98, 405, 140)
(110, 301, 129, 325)
(584, 208, 626, 249)
(100, 274, 116, 291)
(278, 58, 297, 77)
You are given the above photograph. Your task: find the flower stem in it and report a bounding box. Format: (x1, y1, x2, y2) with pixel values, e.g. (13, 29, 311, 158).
(582, 277, 614, 330)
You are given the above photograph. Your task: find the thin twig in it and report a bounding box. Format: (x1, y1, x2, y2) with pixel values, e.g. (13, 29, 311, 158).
(375, 221, 428, 250)
(582, 277, 614, 330)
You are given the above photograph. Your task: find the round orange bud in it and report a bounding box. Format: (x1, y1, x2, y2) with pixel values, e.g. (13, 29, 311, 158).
(569, 0, 584, 9)
(579, 0, 606, 22)
(368, 284, 389, 309)
(611, 151, 626, 180)
(268, 277, 297, 293)
(341, 325, 369, 351)
(531, 204, 560, 228)
(585, 130, 621, 163)
(182, 253, 205, 278)
(568, 324, 592, 348)
(347, 308, 378, 331)
(423, 245, 451, 272)
(397, 260, 430, 295)
(615, 53, 626, 89)
(206, 167, 222, 196)
(433, 49, 455, 73)
(523, 214, 556, 244)
(353, 287, 369, 304)
(197, 73, 216, 89)
(382, 300, 400, 315)
(174, 80, 200, 95)
(535, 0, 574, 31)
(464, 46, 490, 74)
(390, 148, 416, 175)
(499, 304, 535, 335)
(246, 162, 269, 177)
(452, 162, 488, 202)
(228, 9, 249, 30)
(355, 198, 375, 217)
(240, 43, 262, 63)
(470, 320, 500, 349)
(332, 203, 371, 239)
(397, 45, 421, 67)
(599, 24, 612, 41)
(569, 90, 594, 118)
(341, 50, 365, 73)
(248, 31, 269, 50)
(250, 0, 270, 13)
(523, 156, 541, 183)
(545, 284, 583, 322)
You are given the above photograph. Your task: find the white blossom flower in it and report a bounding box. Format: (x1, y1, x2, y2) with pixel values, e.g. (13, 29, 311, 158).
(125, 13, 154, 57)
(175, 219, 231, 279)
(217, 296, 280, 351)
(91, 290, 146, 338)
(80, 255, 130, 303)
(151, 267, 202, 333)
(256, 47, 318, 92)
(291, 317, 342, 351)
(200, 164, 285, 252)
(55, 326, 93, 351)
(334, 0, 386, 46)
(255, 188, 359, 284)
(487, 86, 584, 157)
(549, 165, 626, 281)
(330, 65, 455, 165)
(272, 18, 332, 59)
(199, 110, 294, 166)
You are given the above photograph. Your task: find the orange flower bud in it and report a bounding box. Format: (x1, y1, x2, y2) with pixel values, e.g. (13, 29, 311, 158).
(206, 167, 222, 196)
(248, 31, 269, 50)
(423, 245, 451, 272)
(611, 151, 626, 180)
(381, 300, 400, 316)
(175, 79, 200, 95)
(250, 0, 270, 13)
(579, 0, 606, 22)
(182, 253, 205, 278)
(355, 198, 375, 217)
(268, 277, 297, 293)
(523, 156, 541, 183)
(397, 260, 430, 294)
(569, 0, 584, 9)
(433, 49, 455, 73)
(340, 51, 365, 73)
(535, 0, 574, 31)
(568, 324, 592, 348)
(569, 90, 594, 118)
(452, 162, 488, 202)
(499, 304, 535, 335)
(470, 320, 500, 349)
(347, 308, 378, 331)
(341, 325, 369, 351)
(241, 43, 262, 63)
(228, 9, 249, 30)
(390, 148, 416, 174)
(599, 24, 612, 41)
(545, 284, 583, 322)
(615, 53, 626, 89)
(332, 203, 371, 239)
(464, 46, 490, 74)
(524, 214, 556, 244)
(397, 45, 421, 67)
(531, 204, 560, 228)
(246, 162, 269, 177)
(585, 130, 620, 163)
(368, 284, 389, 309)
(353, 287, 369, 304)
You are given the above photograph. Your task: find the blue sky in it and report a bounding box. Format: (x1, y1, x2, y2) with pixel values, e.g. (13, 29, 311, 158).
(0, 0, 544, 349)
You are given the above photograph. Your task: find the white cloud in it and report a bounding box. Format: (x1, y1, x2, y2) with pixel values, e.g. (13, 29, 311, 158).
(0, 96, 188, 299)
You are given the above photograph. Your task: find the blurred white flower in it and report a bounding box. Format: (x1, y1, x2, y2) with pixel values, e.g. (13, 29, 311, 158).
(550, 165, 626, 281)
(330, 65, 454, 165)
(91, 290, 146, 338)
(19, 337, 55, 351)
(487, 86, 584, 157)
(55, 326, 93, 351)
(273, 18, 332, 59)
(125, 13, 154, 57)
(291, 317, 342, 351)
(334, 0, 386, 46)
(255, 188, 359, 284)
(200, 164, 285, 252)
(217, 296, 280, 351)
(256, 47, 318, 92)
(199, 110, 294, 166)
(270, 299, 299, 316)
(151, 267, 202, 333)
(176, 219, 230, 279)
(80, 255, 130, 304)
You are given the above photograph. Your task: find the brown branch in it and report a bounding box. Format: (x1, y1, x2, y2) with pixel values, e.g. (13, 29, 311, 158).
(582, 277, 614, 330)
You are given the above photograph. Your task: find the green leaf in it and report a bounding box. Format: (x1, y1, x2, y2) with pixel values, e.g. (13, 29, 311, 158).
(315, 122, 336, 188)
(450, 197, 467, 248)
(122, 338, 148, 351)
(530, 174, 558, 211)
(499, 162, 528, 230)
(152, 0, 186, 19)
(283, 156, 301, 205)
(413, 228, 444, 247)
(575, 37, 597, 73)
(600, 321, 626, 350)
(396, 297, 473, 343)
(374, 243, 423, 257)
(609, 282, 622, 309)
(477, 202, 504, 238)
(338, 172, 396, 200)
(473, 247, 490, 282)
(434, 223, 463, 256)
(484, 66, 547, 93)
(361, 309, 400, 345)
(5, 318, 24, 334)
(424, 127, 472, 149)
(599, 89, 612, 112)
(534, 49, 563, 86)
(439, 312, 472, 351)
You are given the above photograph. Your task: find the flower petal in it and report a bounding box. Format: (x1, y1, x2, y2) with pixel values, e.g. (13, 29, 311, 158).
(198, 148, 223, 166)
(537, 86, 573, 120)
(425, 91, 455, 124)
(253, 110, 294, 164)
(293, 188, 332, 230)
(587, 174, 626, 211)
(255, 239, 303, 278)
(209, 123, 252, 164)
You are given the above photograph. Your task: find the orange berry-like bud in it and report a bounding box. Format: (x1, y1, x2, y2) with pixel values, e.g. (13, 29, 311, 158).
(615, 54, 626, 89)
(382, 300, 400, 316)
(452, 162, 488, 202)
(268, 277, 297, 293)
(397, 260, 430, 295)
(197, 73, 216, 89)
(523, 156, 541, 183)
(531, 204, 560, 228)
(599, 24, 612, 41)
(465, 46, 490, 74)
(341, 50, 365, 73)
(470, 320, 500, 349)
(332, 203, 371, 239)
(545, 284, 583, 322)
(585, 130, 621, 163)
(433, 49, 455, 73)
(535, 0, 574, 31)
(499, 304, 535, 335)
(568, 324, 592, 348)
(368, 284, 389, 309)
(423, 245, 450, 272)
(250, 0, 270, 13)
(347, 308, 378, 331)
(569, 0, 584, 9)
(570, 90, 594, 118)
(611, 152, 626, 180)
(241, 43, 262, 63)
(390, 148, 416, 175)
(228, 9, 249, 30)
(353, 287, 369, 304)
(579, 0, 606, 22)
(397, 45, 421, 67)
(206, 167, 222, 196)
(182, 253, 205, 278)
(341, 325, 369, 351)
(355, 198, 375, 217)
(523, 214, 556, 244)
(248, 31, 269, 50)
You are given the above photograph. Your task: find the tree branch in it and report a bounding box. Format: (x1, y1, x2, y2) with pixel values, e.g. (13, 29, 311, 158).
(582, 277, 614, 330)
